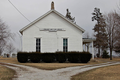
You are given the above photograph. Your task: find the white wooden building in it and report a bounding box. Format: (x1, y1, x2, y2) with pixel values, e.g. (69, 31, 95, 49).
(19, 2, 95, 59)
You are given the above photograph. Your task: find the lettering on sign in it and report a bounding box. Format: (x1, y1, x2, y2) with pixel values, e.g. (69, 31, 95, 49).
(40, 28, 65, 32)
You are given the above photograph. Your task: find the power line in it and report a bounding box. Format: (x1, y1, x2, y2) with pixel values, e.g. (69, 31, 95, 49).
(8, 0, 31, 22)
(8, 0, 39, 29)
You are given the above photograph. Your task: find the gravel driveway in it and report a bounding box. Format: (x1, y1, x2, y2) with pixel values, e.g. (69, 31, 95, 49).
(0, 62, 120, 80)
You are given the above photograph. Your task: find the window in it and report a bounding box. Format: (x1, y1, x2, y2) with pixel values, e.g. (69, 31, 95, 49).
(63, 38, 68, 52)
(36, 38, 41, 52)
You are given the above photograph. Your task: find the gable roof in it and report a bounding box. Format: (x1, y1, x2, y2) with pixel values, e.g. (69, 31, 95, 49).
(19, 9, 85, 34)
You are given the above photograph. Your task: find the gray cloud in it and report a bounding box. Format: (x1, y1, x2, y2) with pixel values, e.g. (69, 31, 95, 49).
(0, 0, 119, 49)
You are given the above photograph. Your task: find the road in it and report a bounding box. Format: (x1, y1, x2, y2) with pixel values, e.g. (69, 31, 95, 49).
(0, 62, 120, 80)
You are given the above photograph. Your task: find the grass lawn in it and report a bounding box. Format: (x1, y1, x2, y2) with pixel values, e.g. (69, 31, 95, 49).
(0, 65, 15, 80)
(71, 64, 120, 80)
(71, 58, 120, 80)
(0, 57, 120, 70)
(0, 58, 91, 70)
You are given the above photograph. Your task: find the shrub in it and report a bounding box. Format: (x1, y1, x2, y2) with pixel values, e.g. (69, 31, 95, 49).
(55, 52, 66, 63)
(96, 53, 100, 58)
(102, 50, 109, 58)
(67, 52, 79, 63)
(17, 52, 92, 63)
(7, 54, 10, 58)
(30, 52, 41, 63)
(41, 53, 55, 63)
(79, 52, 92, 63)
(17, 52, 28, 63)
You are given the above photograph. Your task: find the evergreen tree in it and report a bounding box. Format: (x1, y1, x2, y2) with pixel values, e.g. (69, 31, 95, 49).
(92, 8, 108, 57)
(66, 9, 76, 23)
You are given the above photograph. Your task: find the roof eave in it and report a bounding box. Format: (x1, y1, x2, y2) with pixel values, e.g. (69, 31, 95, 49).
(19, 9, 85, 34)
(53, 10, 85, 33)
(19, 10, 53, 34)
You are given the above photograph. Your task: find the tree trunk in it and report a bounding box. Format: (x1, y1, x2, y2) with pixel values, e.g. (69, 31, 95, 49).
(110, 48, 112, 60)
(98, 45, 100, 57)
(97, 27, 100, 58)
(87, 44, 89, 52)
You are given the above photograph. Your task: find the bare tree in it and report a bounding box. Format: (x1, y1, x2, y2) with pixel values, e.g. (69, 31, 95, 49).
(0, 41, 6, 55)
(105, 12, 120, 60)
(6, 43, 15, 55)
(83, 32, 90, 38)
(0, 19, 12, 55)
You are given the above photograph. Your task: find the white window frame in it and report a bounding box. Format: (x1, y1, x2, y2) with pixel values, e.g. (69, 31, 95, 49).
(63, 38, 68, 52)
(36, 38, 41, 52)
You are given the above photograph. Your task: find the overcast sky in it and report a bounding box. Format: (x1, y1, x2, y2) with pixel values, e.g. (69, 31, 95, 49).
(0, 0, 120, 50)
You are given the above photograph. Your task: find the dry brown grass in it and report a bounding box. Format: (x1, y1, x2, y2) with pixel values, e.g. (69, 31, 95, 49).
(0, 65, 15, 80)
(94, 58, 120, 62)
(0, 58, 86, 70)
(0, 57, 120, 80)
(72, 64, 120, 80)
(0, 57, 120, 70)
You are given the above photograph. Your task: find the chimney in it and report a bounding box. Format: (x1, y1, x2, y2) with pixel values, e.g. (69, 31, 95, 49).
(51, 1, 54, 10)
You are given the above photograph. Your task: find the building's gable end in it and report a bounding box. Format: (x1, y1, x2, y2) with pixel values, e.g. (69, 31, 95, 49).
(20, 10, 85, 34)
